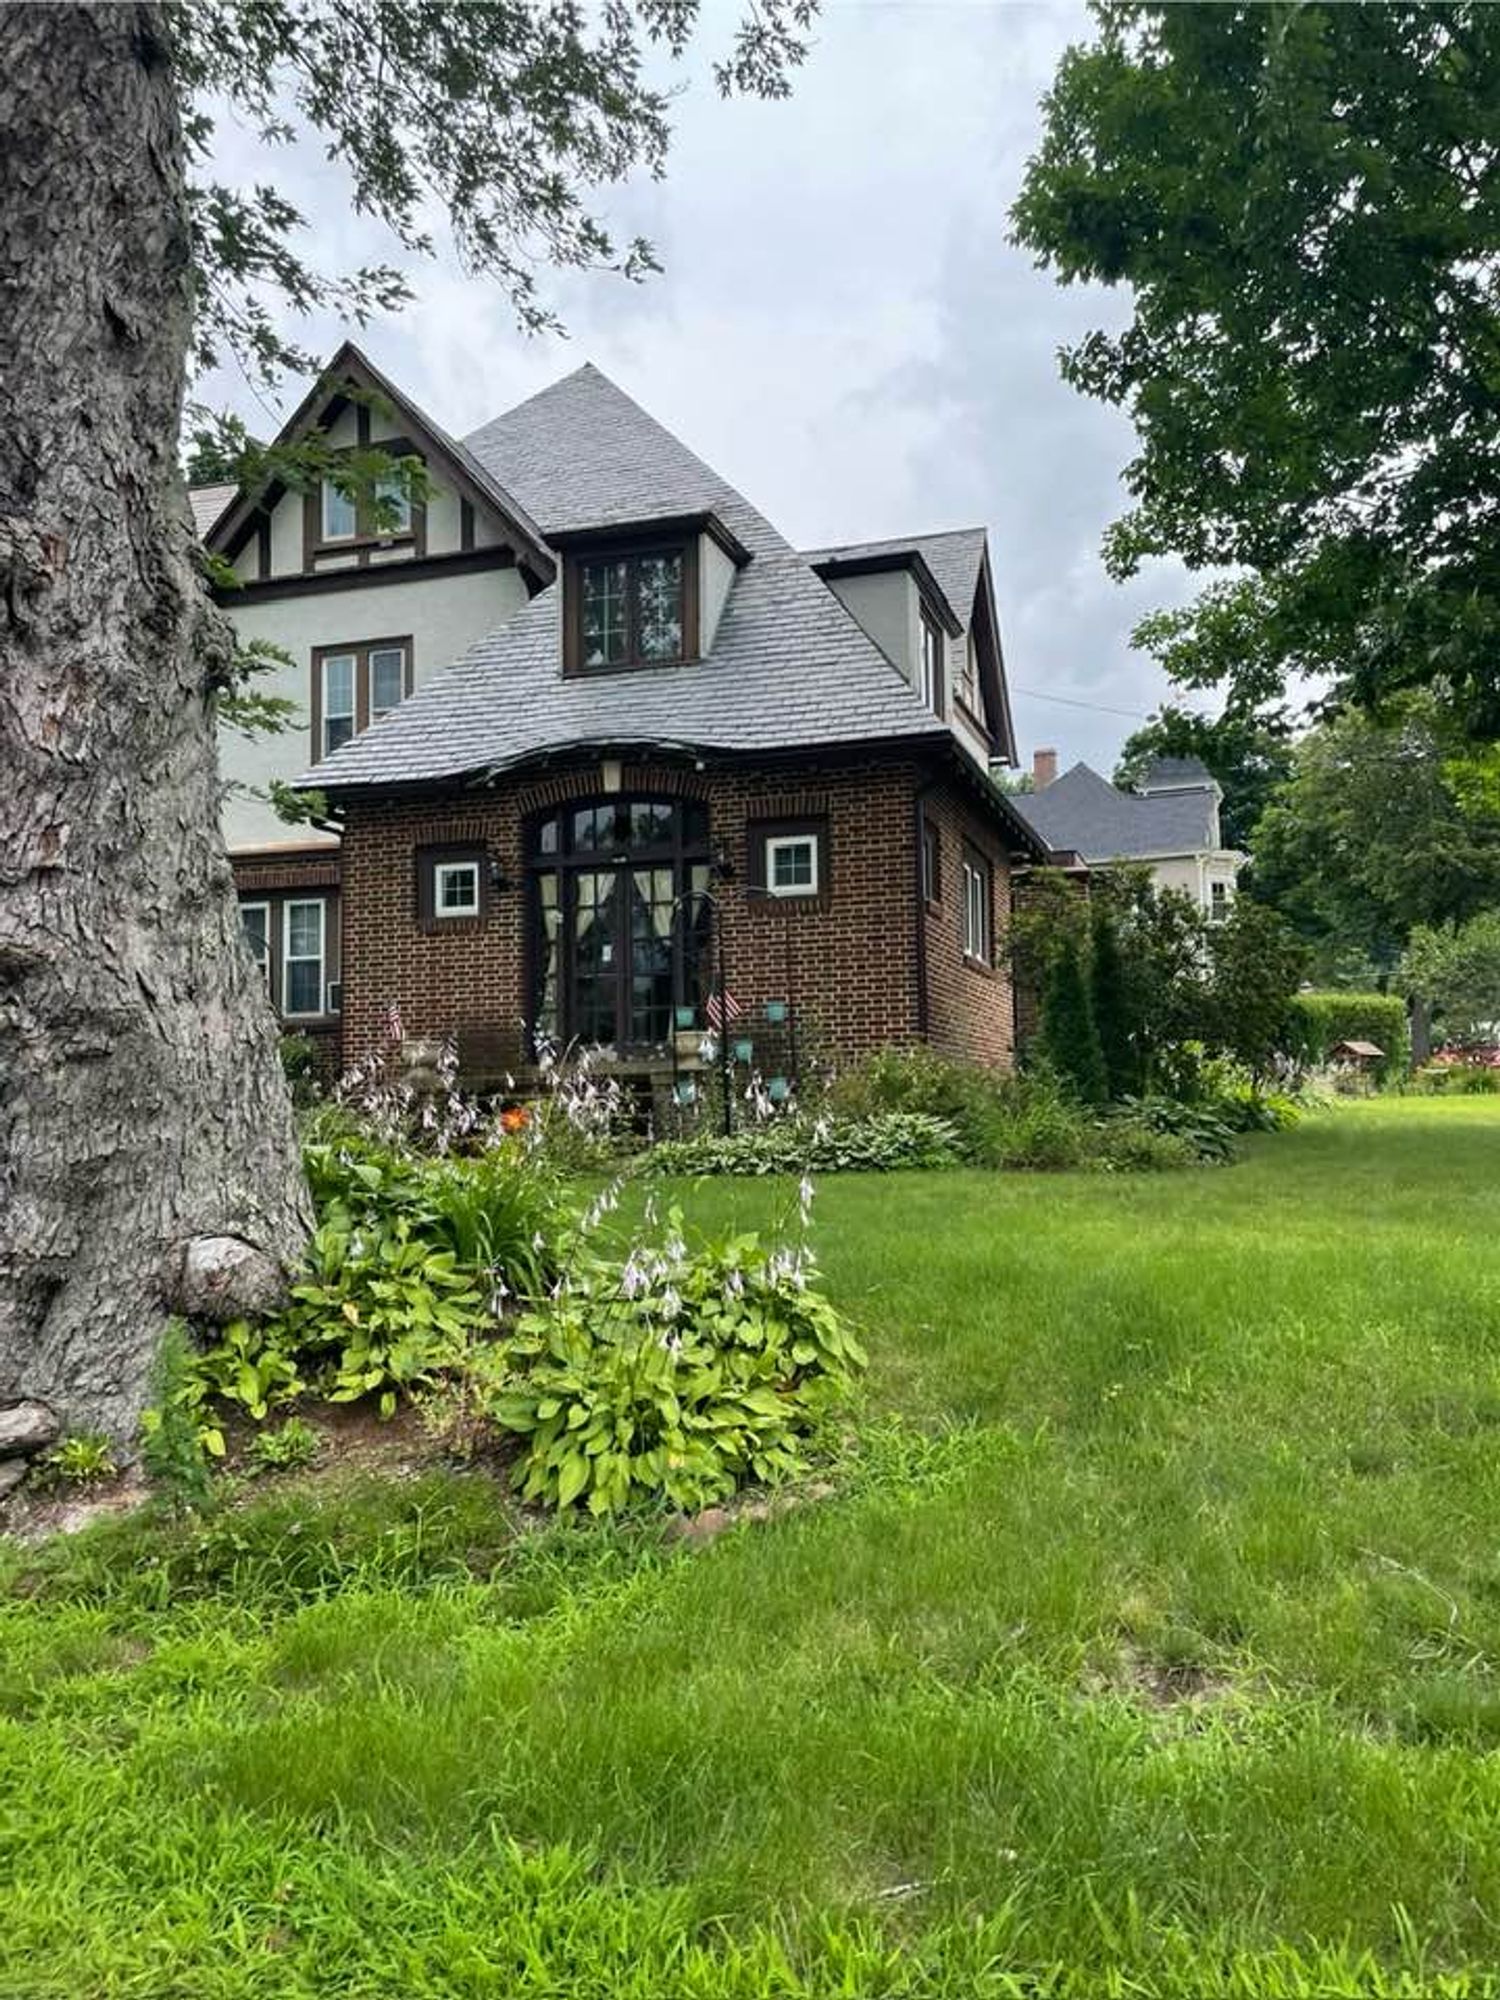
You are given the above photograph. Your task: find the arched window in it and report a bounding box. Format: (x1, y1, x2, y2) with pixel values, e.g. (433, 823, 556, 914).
(527, 797, 714, 1050)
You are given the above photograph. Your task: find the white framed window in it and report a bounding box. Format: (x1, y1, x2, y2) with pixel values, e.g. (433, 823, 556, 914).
(433, 860, 481, 918)
(920, 609, 944, 714)
(961, 848, 991, 965)
(320, 479, 358, 542)
(240, 901, 271, 991)
(1209, 879, 1231, 924)
(369, 644, 407, 719)
(373, 471, 412, 535)
(282, 899, 326, 1017)
(767, 834, 819, 898)
(321, 652, 356, 758)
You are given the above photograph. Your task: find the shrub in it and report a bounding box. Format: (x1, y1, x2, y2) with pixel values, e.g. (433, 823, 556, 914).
(484, 1217, 865, 1514)
(1090, 907, 1138, 1097)
(279, 1217, 490, 1418)
(139, 1321, 217, 1510)
(1283, 992, 1411, 1082)
(824, 1045, 1011, 1161)
(1040, 937, 1108, 1104)
(645, 1111, 962, 1177)
(1114, 1095, 1237, 1163)
(279, 1032, 322, 1106)
(1094, 1118, 1200, 1173)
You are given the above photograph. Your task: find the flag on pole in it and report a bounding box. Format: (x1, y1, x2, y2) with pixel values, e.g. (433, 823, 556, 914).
(705, 988, 743, 1031)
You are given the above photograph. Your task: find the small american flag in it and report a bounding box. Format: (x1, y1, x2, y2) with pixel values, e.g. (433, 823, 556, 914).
(385, 1000, 405, 1044)
(705, 988, 743, 1031)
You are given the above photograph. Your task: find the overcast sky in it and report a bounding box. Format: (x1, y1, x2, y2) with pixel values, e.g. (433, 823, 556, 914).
(202, 0, 1204, 776)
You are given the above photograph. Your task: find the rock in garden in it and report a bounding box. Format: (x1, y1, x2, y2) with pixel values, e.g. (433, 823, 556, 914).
(0, 1400, 59, 1457)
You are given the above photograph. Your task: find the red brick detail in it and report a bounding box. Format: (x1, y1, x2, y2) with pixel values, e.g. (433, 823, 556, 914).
(337, 756, 1019, 1077)
(917, 781, 1015, 1069)
(231, 849, 341, 893)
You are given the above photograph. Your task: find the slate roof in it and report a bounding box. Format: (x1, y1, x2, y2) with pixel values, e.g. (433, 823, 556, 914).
(1009, 761, 1221, 861)
(801, 527, 988, 631)
(304, 365, 961, 791)
(1138, 754, 1216, 793)
(189, 482, 237, 539)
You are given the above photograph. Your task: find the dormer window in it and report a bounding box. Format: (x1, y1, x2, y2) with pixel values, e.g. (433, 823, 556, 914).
(920, 607, 944, 714)
(564, 540, 698, 674)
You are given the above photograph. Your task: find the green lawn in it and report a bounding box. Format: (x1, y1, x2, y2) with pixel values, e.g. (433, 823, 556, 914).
(7, 1100, 1500, 1997)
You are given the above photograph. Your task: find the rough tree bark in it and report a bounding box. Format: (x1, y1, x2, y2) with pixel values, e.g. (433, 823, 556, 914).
(0, 4, 311, 1445)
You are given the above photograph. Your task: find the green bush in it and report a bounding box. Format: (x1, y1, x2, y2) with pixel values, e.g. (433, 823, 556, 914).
(825, 1047, 1096, 1169)
(645, 1111, 962, 1177)
(37, 1433, 118, 1489)
(279, 1217, 490, 1418)
(1040, 937, 1109, 1104)
(1094, 1117, 1201, 1172)
(1114, 1095, 1237, 1163)
(485, 1222, 865, 1515)
(245, 1416, 322, 1476)
(279, 1032, 323, 1106)
(1283, 992, 1411, 1082)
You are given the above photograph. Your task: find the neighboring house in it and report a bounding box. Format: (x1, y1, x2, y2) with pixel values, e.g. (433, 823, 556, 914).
(199, 342, 1052, 1088)
(1010, 750, 1245, 920)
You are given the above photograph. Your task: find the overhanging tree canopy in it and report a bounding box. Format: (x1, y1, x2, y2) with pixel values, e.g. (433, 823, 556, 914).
(1013, 2, 1500, 735)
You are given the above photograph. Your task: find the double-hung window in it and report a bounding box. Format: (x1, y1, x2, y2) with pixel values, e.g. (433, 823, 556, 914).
(282, 900, 326, 1017)
(320, 479, 358, 543)
(320, 651, 357, 758)
(313, 638, 412, 760)
(921, 821, 941, 904)
(240, 902, 271, 990)
(961, 847, 992, 965)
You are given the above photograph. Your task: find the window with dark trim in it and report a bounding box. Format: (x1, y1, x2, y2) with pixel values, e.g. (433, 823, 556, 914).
(417, 845, 489, 930)
(921, 820, 941, 904)
(958, 629, 982, 715)
(239, 892, 339, 1018)
(563, 540, 699, 673)
(311, 638, 413, 761)
(307, 442, 425, 561)
(961, 845, 992, 965)
(525, 797, 713, 1049)
(919, 607, 944, 714)
(748, 817, 829, 903)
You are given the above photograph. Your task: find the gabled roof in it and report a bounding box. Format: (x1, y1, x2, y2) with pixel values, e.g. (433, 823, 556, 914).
(204, 340, 554, 584)
(304, 366, 972, 789)
(1009, 761, 1221, 860)
(801, 527, 987, 634)
(189, 482, 237, 540)
(1138, 754, 1218, 796)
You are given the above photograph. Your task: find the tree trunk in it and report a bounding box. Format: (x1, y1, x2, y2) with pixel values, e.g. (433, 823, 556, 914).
(0, 3, 310, 1446)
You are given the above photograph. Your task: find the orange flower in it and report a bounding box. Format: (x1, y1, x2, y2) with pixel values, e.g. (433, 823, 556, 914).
(500, 1104, 530, 1133)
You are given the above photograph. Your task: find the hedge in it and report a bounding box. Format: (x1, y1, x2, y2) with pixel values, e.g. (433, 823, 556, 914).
(1283, 991, 1411, 1081)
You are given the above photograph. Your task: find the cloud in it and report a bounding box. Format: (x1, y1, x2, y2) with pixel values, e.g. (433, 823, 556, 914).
(197, 0, 1207, 775)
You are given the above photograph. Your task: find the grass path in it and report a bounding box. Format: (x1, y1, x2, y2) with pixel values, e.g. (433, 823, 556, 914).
(6, 1101, 1500, 1996)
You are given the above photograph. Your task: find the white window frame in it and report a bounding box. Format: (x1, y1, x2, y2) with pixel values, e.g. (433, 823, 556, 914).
(240, 900, 271, 992)
(320, 478, 358, 543)
(282, 899, 327, 1019)
(368, 643, 408, 721)
(1208, 879, 1231, 924)
(433, 860, 481, 919)
(321, 651, 357, 759)
(920, 610, 943, 714)
(766, 833, 819, 898)
(962, 851, 991, 965)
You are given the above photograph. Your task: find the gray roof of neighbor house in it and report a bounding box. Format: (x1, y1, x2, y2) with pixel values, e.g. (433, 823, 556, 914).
(800, 527, 988, 631)
(189, 482, 237, 539)
(1138, 754, 1216, 793)
(302, 367, 1028, 824)
(1009, 760, 1221, 860)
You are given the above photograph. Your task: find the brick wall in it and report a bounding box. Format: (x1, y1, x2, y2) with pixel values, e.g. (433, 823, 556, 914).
(337, 752, 1021, 1080)
(918, 780, 1015, 1069)
(231, 846, 343, 1078)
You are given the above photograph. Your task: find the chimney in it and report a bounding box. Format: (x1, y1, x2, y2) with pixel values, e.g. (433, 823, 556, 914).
(1032, 747, 1058, 790)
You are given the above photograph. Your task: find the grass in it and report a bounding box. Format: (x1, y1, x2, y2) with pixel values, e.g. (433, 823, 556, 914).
(6, 1099, 1500, 1996)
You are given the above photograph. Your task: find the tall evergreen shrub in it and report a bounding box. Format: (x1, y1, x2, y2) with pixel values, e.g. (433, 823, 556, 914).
(1040, 937, 1108, 1104)
(1089, 907, 1136, 1098)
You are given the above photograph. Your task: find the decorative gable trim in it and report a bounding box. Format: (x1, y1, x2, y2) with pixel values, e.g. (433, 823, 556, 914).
(204, 339, 555, 589)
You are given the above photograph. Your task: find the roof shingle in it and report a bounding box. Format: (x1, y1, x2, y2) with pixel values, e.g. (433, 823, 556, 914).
(1009, 761, 1221, 860)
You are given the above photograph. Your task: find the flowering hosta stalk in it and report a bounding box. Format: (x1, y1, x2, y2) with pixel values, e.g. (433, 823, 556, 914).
(484, 1207, 864, 1514)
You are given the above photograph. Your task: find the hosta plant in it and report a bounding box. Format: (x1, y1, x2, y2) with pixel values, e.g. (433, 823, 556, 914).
(485, 1216, 865, 1515)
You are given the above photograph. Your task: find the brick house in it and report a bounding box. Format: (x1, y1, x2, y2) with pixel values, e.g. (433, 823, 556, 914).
(199, 345, 1051, 1093)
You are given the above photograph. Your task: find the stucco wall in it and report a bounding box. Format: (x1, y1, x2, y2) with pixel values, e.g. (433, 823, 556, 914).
(219, 565, 530, 849)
